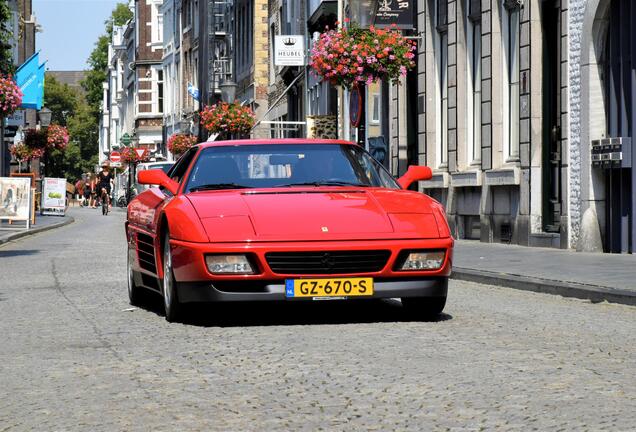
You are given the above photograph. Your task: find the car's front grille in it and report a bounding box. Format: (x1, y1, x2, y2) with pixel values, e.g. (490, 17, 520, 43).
(265, 250, 391, 275)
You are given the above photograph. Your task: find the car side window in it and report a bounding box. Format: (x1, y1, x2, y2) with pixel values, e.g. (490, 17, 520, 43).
(169, 147, 198, 183)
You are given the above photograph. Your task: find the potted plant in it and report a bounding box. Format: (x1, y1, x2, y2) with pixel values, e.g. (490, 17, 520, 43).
(0, 74, 22, 117)
(167, 133, 197, 156)
(310, 23, 417, 89)
(200, 101, 255, 139)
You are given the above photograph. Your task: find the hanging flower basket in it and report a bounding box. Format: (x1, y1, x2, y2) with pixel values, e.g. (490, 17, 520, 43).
(0, 74, 22, 117)
(24, 128, 47, 149)
(9, 142, 45, 162)
(200, 102, 255, 137)
(120, 146, 148, 164)
(310, 23, 417, 89)
(167, 133, 197, 156)
(47, 124, 69, 151)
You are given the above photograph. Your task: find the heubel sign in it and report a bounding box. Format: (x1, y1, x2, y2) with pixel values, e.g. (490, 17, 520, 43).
(110, 151, 121, 163)
(374, 0, 414, 30)
(274, 35, 305, 66)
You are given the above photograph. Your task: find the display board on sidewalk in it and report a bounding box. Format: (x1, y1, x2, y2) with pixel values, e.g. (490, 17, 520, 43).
(41, 177, 67, 216)
(0, 177, 32, 228)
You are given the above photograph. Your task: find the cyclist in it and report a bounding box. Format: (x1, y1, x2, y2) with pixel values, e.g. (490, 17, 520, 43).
(97, 163, 114, 209)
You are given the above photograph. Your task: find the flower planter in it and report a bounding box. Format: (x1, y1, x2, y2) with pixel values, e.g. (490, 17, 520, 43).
(200, 102, 255, 138)
(167, 133, 197, 156)
(310, 23, 417, 89)
(0, 75, 22, 118)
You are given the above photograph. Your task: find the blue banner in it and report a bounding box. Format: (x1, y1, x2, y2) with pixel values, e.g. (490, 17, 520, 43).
(15, 52, 45, 110)
(35, 62, 46, 110)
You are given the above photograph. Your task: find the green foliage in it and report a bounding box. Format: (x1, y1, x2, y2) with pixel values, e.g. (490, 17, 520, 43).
(0, 1, 15, 74)
(106, 3, 133, 35)
(42, 73, 98, 179)
(43, 76, 78, 126)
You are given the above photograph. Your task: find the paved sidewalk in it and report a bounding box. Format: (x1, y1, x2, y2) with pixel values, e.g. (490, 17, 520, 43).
(453, 240, 636, 306)
(0, 210, 75, 246)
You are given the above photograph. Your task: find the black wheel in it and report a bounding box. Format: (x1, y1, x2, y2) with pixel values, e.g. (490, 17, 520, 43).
(161, 233, 182, 322)
(401, 296, 447, 320)
(127, 249, 145, 306)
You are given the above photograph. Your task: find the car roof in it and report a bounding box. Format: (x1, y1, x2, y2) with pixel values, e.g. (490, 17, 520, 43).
(196, 138, 358, 149)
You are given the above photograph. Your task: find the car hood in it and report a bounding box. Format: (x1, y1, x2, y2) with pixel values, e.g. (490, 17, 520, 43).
(187, 188, 441, 242)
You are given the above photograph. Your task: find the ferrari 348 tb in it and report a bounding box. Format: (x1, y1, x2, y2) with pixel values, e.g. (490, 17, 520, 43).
(126, 139, 453, 322)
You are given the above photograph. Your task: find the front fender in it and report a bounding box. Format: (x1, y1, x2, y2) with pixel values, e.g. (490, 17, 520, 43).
(160, 195, 209, 243)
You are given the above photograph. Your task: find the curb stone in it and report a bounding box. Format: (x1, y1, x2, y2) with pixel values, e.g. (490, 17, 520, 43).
(0, 216, 75, 246)
(452, 267, 636, 307)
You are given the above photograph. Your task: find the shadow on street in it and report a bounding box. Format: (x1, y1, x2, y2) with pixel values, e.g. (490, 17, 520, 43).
(135, 292, 453, 327)
(0, 249, 40, 258)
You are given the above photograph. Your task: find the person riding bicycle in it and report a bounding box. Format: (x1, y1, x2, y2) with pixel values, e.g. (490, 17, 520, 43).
(97, 163, 114, 208)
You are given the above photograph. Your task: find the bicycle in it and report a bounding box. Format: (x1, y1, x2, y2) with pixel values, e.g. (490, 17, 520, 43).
(100, 187, 110, 215)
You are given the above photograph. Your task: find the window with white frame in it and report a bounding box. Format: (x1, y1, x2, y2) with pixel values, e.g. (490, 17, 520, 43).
(371, 93, 380, 124)
(467, 0, 482, 165)
(151, 2, 163, 44)
(503, 0, 520, 161)
(436, 0, 449, 168)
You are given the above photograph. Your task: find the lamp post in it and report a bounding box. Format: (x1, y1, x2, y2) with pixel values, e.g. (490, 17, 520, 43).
(219, 80, 238, 103)
(37, 107, 52, 178)
(38, 107, 52, 128)
(348, 0, 378, 28)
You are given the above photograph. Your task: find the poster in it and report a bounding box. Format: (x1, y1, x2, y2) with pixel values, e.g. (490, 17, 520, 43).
(41, 177, 67, 216)
(0, 177, 31, 222)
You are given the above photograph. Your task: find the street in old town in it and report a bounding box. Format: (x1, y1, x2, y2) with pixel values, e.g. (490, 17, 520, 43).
(1, 209, 635, 431)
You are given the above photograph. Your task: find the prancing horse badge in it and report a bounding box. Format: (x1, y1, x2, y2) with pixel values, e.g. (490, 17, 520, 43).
(321, 227, 329, 232)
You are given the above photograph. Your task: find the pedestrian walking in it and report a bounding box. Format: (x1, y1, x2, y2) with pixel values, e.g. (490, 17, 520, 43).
(74, 178, 85, 207)
(89, 174, 98, 208)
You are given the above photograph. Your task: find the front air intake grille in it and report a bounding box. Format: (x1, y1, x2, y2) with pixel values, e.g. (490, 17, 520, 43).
(265, 250, 391, 275)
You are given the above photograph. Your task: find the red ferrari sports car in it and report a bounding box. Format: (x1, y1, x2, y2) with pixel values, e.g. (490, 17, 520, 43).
(126, 139, 453, 322)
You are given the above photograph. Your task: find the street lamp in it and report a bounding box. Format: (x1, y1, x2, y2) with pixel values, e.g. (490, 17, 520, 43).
(38, 107, 52, 127)
(219, 80, 238, 103)
(348, 0, 377, 28)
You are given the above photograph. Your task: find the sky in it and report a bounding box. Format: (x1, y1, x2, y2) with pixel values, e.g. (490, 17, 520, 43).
(34, 0, 123, 71)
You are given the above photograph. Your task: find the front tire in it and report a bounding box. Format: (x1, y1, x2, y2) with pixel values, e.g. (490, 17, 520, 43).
(127, 249, 144, 306)
(401, 296, 447, 320)
(162, 233, 181, 322)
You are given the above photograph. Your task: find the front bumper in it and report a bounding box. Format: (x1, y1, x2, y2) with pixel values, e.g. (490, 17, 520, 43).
(177, 277, 448, 303)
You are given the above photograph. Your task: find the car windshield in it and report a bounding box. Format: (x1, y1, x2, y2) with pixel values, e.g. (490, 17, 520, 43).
(185, 144, 400, 192)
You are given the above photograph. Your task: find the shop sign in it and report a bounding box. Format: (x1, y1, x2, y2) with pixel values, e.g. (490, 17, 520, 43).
(5, 110, 25, 127)
(274, 36, 305, 66)
(0, 177, 31, 223)
(374, 0, 414, 30)
(41, 177, 67, 216)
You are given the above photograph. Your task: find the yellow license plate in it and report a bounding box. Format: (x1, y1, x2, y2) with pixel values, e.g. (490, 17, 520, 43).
(285, 277, 373, 298)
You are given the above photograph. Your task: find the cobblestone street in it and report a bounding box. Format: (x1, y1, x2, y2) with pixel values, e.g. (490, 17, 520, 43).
(1, 209, 635, 431)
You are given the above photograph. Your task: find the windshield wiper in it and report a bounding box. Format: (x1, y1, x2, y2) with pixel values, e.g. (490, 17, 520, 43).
(278, 181, 370, 188)
(189, 183, 250, 192)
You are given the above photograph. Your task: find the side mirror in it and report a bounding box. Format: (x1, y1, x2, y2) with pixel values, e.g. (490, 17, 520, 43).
(137, 169, 179, 195)
(397, 165, 433, 189)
